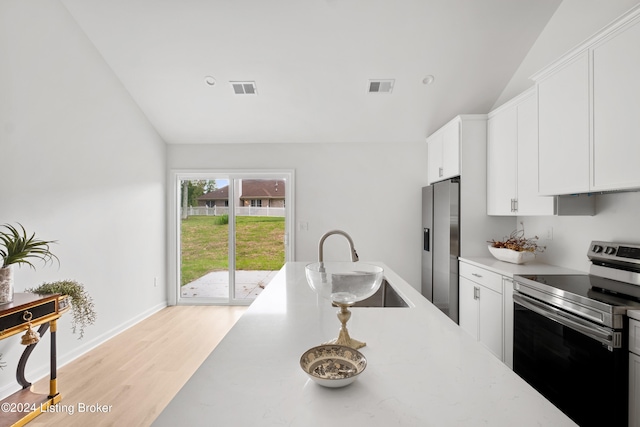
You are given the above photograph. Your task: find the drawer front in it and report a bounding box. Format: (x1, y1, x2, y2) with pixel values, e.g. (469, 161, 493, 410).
(459, 262, 503, 294)
(0, 300, 56, 332)
(631, 319, 640, 356)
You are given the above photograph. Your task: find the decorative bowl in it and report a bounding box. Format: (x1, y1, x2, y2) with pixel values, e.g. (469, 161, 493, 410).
(305, 262, 384, 304)
(488, 245, 535, 264)
(300, 344, 367, 388)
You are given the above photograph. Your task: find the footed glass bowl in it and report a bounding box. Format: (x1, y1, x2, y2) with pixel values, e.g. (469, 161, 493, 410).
(305, 262, 384, 349)
(305, 262, 384, 304)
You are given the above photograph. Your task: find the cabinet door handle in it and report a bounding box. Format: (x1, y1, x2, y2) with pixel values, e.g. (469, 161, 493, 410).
(438, 167, 443, 177)
(513, 198, 518, 212)
(473, 286, 480, 300)
(472, 273, 482, 278)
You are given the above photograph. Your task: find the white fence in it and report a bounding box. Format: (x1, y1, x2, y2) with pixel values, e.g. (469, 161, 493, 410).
(186, 206, 285, 217)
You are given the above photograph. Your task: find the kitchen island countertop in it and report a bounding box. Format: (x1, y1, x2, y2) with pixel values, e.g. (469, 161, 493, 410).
(154, 262, 576, 426)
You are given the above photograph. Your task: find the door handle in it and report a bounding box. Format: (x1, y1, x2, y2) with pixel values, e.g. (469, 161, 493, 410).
(473, 286, 480, 300)
(423, 228, 430, 251)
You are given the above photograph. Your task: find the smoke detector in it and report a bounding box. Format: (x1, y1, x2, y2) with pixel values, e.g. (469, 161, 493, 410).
(368, 79, 394, 94)
(230, 81, 257, 95)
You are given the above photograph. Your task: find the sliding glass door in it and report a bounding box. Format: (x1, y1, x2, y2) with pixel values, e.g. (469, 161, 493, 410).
(172, 171, 293, 305)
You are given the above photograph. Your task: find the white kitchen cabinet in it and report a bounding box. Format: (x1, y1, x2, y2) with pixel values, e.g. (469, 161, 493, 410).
(631, 353, 640, 427)
(536, 52, 590, 195)
(486, 99, 517, 215)
(533, 7, 640, 195)
(592, 17, 640, 192)
(630, 318, 640, 427)
(487, 88, 555, 215)
(459, 262, 503, 360)
(427, 115, 514, 259)
(459, 277, 480, 339)
(427, 118, 460, 184)
(502, 277, 514, 369)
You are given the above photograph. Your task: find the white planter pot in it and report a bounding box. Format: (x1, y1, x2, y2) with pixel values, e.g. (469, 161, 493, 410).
(488, 246, 535, 264)
(0, 266, 14, 304)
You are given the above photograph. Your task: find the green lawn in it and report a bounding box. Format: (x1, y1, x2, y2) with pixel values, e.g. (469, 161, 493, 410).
(180, 215, 285, 286)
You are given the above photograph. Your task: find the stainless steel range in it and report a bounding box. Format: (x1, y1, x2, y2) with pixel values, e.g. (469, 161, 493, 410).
(513, 241, 640, 427)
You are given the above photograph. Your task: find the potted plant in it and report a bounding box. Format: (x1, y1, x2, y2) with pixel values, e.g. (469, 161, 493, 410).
(27, 280, 96, 339)
(487, 222, 545, 264)
(0, 223, 58, 303)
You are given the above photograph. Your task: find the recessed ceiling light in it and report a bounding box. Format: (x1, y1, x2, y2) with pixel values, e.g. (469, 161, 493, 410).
(204, 76, 216, 86)
(422, 75, 435, 85)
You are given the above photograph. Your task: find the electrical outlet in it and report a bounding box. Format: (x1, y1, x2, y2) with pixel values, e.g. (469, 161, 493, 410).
(546, 227, 553, 240)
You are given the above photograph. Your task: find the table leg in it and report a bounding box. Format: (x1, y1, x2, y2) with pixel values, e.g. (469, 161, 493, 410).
(16, 323, 50, 389)
(49, 318, 58, 398)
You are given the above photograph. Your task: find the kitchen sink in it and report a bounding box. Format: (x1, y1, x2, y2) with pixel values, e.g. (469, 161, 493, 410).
(350, 279, 409, 308)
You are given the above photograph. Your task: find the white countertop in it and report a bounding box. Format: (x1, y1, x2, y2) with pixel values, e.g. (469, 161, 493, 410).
(459, 256, 586, 277)
(629, 310, 640, 321)
(154, 262, 576, 426)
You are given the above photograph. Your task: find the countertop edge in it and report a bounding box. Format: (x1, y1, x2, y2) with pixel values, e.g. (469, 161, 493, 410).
(459, 256, 586, 278)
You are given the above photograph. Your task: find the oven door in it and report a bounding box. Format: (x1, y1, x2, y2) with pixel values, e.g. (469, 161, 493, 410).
(513, 292, 628, 427)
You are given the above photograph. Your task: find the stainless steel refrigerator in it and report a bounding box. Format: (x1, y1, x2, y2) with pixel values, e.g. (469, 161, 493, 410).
(421, 178, 460, 323)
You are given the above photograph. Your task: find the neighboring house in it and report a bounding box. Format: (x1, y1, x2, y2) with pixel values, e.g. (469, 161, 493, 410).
(198, 186, 229, 208)
(239, 179, 285, 208)
(197, 180, 285, 208)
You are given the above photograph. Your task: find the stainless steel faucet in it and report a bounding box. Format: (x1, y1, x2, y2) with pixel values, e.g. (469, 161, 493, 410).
(318, 230, 359, 262)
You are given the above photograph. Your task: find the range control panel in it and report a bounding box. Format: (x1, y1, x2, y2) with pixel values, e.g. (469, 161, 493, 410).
(588, 241, 640, 264)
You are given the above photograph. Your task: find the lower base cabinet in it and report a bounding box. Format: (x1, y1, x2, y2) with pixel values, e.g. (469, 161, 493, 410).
(631, 352, 640, 427)
(630, 318, 640, 427)
(459, 277, 503, 358)
(459, 262, 504, 360)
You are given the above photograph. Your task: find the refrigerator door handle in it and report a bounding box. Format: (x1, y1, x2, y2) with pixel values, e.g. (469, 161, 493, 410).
(423, 228, 430, 251)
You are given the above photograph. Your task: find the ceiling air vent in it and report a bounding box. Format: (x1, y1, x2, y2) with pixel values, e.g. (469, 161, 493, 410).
(230, 81, 257, 95)
(368, 79, 394, 94)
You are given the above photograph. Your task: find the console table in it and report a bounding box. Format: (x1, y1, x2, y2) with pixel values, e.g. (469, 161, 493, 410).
(0, 293, 69, 427)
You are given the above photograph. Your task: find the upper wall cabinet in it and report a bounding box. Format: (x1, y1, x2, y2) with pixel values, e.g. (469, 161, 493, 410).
(592, 16, 640, 191)
(427, 118, 460, 184)
(487, 88, 556, 215)
(533, 5, 640, 195)
(427, 114, 514, 257)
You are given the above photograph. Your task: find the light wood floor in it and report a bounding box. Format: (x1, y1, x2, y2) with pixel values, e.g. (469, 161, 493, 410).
(28, 305, 247, 427)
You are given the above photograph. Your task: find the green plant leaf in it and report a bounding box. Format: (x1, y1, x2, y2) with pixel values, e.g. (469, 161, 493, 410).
(0, 223, 59, 268)
(27, 280, 96, 339)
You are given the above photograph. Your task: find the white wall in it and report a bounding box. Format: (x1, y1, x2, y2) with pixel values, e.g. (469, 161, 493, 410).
(521, 193, 640, 272)
(494, 0, 640, 272)
(0, 1, 167, 398)
(167, 142, 427, 288)
(494, 0, 640, 107)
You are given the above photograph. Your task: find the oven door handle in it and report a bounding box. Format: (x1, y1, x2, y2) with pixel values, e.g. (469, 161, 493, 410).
(513, 293, 617, 348)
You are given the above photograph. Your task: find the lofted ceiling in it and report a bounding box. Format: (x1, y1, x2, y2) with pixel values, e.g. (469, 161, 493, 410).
(61, 0, 562, 144)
